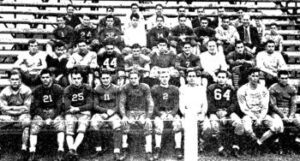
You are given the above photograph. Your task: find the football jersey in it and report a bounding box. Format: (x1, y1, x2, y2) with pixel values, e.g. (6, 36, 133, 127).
(74, 24, 97, 44)
(0, 84, 32, 115)
(151, 85, 179, 116)
(94, 84, 120, 113)
(32, 84, 64, 119)
(119, 83, 154, 116)
(15, 51, 47, 70)
(269, 83, 297, 117)
(175, 53, 202, 71)
(63, 84, 93, 114)
(98, 27, 122, 42)
(66, 51, 98, 69)
(124, 54, 150, 69)
(207, 83, 237, 115)
(237, 83, 269, 117)
(97, 51, 124, 72)
(150, 52, 176, 68)
(53, 25, 75, 45)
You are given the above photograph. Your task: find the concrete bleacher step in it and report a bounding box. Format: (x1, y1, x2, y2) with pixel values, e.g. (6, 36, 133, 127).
(0, 28, 53, 34)
(0, 38, 49, 44)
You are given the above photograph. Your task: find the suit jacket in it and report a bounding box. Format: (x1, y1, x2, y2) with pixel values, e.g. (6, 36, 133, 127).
(237, 25, 260, 48)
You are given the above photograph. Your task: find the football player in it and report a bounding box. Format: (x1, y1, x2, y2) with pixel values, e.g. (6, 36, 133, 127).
(28, 69, 65, 161)
(207, 70, 244, 157)
(119, 70, 154, 161)
(151, 70, 182, 160)
(63, 68, 93, 160)
(90, 71, 122, 160)
(0, 70, 31, 161)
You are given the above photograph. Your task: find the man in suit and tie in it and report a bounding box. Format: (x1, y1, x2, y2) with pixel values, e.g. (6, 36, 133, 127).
(237, 14, 260, 55)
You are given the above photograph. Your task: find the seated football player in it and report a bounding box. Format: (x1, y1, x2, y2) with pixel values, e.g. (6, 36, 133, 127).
(14, 39, 47, 87)
(151, 70, 182, 160)
(90, 71, 122, 161)
(63, 69, 93, 160)
(46, 41, 70, 87)
(237, 68, 282, 153)
(179, 69, 210, 155)
(66, 40, 98, 87)
(0, 70, 31, 161)
(119, 71, 154, 161)
(28, 69, 65, 161)
(207, 70, 244, 157)
(269, 70, 300, 154)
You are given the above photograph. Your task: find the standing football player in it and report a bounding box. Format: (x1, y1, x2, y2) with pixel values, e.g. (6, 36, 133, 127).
(64, 68, 93, 160)
(28, 69, 65, 161)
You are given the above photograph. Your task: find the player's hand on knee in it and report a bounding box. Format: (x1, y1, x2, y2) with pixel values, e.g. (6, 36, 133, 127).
(122, 116, 129, 126)
(45, 118, 52, 126)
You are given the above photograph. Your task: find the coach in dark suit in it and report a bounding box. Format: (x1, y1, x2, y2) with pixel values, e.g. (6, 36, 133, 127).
(237, 14, 260, 54)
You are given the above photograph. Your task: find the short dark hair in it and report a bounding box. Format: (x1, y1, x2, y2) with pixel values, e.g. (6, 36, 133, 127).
(156, 15, 164, 21)
(104, 38, 115, 46)
(182, 41, 192, 46)
(66, 4, 75, 9)
(129, 70, 140, 77)
(106, 6, 114, 12)
(28, 39, 38, 46)
(221, 16, 230, 21)
(178, 14, 187, 20)
(105, 15, 114, 20)
(247, 67, 260, 76)
(270, 22, 278, 27)
(100, 70, 112, 77)
(131, 43, 141, 49)
(265, 40, 275, 46)
(215, 69, 229, 77)
(155, 4, 163, 9)
(235, 40, 244, 47)
(200, 17, 209, 22)
(277, 70, 290, 78)
(40, 68, 52, 76)
(53, 41, 66, 49)
(157, 38, 168, 45)
(130, 13, 140, 20)
(71, 67, 83, 77)
(131, 3, 139, 8)
(177, 5, 185, 11)
(8, 69, 21, 79)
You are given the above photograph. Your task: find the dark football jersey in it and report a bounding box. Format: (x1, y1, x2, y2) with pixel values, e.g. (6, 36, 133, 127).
(74, 24, 97, 44)
(53, 25, 74, 45)
(32, 84, 63, 118)
(97, 51, 124, 72)
(207, 83, 237, 114)
(150, 52, 176, 68)
(94, 84, 120, 113)
(151, 85, 179, 116)
(63, 84, 93, 113)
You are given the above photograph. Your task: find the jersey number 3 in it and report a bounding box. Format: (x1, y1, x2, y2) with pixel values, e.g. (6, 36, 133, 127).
(214, 89, 231, 101)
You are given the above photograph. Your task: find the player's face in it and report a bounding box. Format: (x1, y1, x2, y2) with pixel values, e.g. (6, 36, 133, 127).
(55, 46, 66, 57)
(101, 74, 111, 86)
(186, 72, 197, 85)
(156, 17, 164, 27)
(179, 17, 186, 26)
(159, 72, 170, 86)
(200, 20, 209, 28)
(222, 19, 230, 29)
(106, 18, 114, 28)
(270, 25, 277, 34)
(207, 41, 217, 54)
(67, 6, 74, 15)
(105, 45, 114, 54)
(197, 8, 204, 16)
(72, 73, 83, 87)
(218, 8, 225, 15)
(249, 72, 260, 85)
(182, 44, 191, 54)
(235, 43, 244, 54)
(266, 43, 275, 54)
(131, 5, 139, 13)
(29, 42, 38, 54)
(217, 72, 227, 85)
(131, 17, 139, 27)
(41, 73, 52, 87)
(129, 73, 140, 86)
(157, 42, 168, 53)
(10, 74, 21, 89)
(57, 17, 65, 27)
(132, 48, 141, 58)
(156, 6, 163, 15)
(106, 8, 113, 15)
(279, 74, 289, 86)
(242, 16, 251, 27)
(78, 42, 88, 54)
(82, 16, 90, 26)
(178, 8, 186, 15)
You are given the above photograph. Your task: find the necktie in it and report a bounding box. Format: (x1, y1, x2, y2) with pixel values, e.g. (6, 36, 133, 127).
(244, 27, 250, 44)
